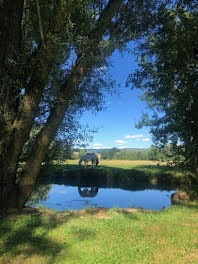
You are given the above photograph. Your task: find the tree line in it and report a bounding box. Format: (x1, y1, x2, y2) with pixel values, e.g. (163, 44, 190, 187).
(73, 146, 174, 162)
(100, 146, 173, 161)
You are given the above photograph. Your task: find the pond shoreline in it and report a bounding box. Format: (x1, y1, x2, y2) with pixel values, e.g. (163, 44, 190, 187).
(2, 190, 198, 218)
(1, 206, 155, 219)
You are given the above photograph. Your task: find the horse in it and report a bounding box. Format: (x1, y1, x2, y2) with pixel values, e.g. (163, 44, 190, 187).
(79, 153, 99, 167)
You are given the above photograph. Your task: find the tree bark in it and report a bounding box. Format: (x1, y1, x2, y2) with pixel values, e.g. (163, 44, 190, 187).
(0, 0, 69, 209)
(0, 0, 24, 130)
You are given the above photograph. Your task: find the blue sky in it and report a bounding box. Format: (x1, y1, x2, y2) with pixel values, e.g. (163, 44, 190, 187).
(80, 43, 153, 149)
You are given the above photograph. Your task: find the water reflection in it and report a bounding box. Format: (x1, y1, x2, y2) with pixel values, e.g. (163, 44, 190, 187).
(27, 184, 53, 206)
(26, 168, 187, 210)
(78, 187, 98, 198)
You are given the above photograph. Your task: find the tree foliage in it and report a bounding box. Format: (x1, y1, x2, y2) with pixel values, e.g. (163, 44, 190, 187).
(129, 1, 198, 171)
(100, 146, 170, 161)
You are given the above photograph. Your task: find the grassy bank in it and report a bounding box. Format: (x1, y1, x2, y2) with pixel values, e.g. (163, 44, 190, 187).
(1, 206, 198, 264)
(44, 159, 194, 179)
(38, 160, 197, 191)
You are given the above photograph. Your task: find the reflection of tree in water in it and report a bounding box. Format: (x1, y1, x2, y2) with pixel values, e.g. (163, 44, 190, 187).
(78, 187, 98, 198)
(26, 184, 53, 206)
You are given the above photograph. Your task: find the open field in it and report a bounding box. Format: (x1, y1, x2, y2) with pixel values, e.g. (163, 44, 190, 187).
(65, 159, 164, 168)
(1, 205, 198, 264)
(38, 159, 198, 192)
(43, 159, 196, 186)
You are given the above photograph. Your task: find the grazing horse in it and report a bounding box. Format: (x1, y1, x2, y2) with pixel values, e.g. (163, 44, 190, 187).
(79, 153, 99, 167)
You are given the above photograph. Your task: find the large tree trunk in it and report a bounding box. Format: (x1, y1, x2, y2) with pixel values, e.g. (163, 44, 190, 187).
(0, 0, 24, 210)
(0, 46, 59, 209)
(0, 0, 66, 209)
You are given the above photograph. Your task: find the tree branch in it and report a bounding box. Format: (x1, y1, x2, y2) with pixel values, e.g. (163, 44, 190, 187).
(35, 0, 46, 47)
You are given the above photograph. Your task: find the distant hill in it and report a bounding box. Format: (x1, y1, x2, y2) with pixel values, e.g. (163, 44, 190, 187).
(85, 148, 148, 153)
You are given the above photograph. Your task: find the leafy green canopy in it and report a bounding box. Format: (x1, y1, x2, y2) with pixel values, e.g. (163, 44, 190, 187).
(128, 2, 198, 170)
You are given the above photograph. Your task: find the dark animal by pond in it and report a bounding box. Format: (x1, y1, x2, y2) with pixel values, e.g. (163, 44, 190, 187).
(79, 153, 99, 167)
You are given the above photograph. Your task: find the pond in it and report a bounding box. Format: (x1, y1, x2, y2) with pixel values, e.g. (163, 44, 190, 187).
(26, 167, 182, 210)
(27, 184, 175, 210)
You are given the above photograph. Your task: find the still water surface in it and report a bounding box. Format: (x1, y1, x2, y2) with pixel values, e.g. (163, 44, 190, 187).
(26, 168, 179, 210)
(27, 184, 176, 211)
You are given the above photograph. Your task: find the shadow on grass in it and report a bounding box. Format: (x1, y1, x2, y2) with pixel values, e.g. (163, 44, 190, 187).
(0, 207, 143, 263)
(0, 216, 60, 261)
(70, 226, 96, 241)
(0, 210, 85, 263)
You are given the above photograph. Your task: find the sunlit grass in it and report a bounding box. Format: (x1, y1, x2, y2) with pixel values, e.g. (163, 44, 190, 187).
(55, 159, 195, 181)
(1, 206, 198, 264)
(64, 159, 163, 168)
(39, 159, 196, 189)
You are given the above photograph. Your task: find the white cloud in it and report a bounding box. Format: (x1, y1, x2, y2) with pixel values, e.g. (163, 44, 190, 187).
(92, 143, 103, 147)
(142, 138, 150, 142)
(125, 134, 144, 139)
(115, 139, 127, 144)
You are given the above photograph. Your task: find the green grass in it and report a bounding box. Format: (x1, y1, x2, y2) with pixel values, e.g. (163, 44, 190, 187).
(41, 159, 195, 179)
(39, 160, 197, 192)
(1, 206, 198, 264)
